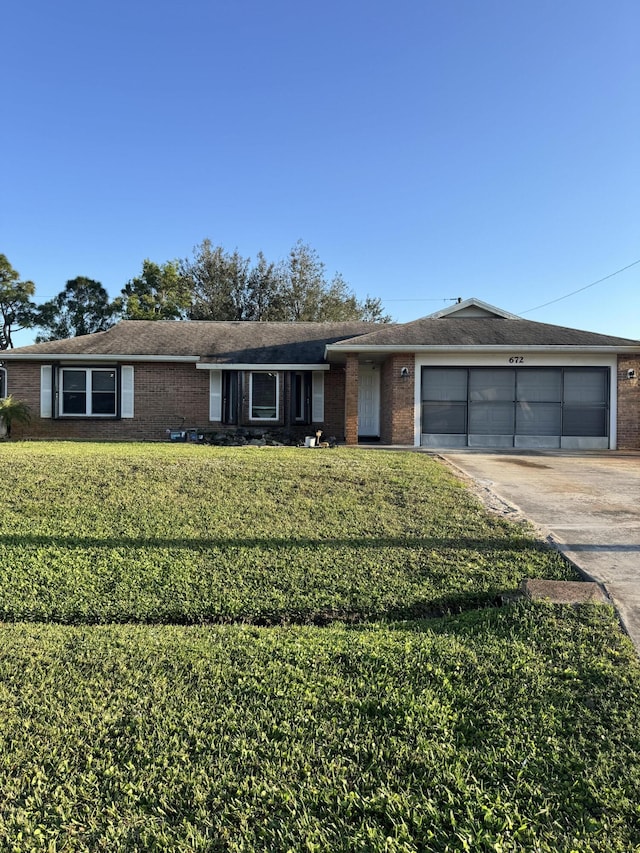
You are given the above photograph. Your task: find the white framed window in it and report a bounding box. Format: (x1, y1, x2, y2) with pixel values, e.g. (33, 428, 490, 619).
(292, 371, 324, 424)
(250, 371, 279, 421)
(293, 372, 310, 423)
(59, 367, 117, 416)
(0, 367, 6, 399)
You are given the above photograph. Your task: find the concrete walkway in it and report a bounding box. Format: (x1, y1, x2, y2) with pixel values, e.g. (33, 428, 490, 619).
(439, 450, 640, 652)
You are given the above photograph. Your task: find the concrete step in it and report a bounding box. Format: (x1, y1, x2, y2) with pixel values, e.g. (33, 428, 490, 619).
(522, 578, 610, 605)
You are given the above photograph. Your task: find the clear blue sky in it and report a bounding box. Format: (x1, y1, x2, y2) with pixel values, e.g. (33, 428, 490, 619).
(3, 0, 639, 346)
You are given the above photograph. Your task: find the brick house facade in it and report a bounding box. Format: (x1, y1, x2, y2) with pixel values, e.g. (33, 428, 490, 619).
(2, 300, 639, 449)
(617, 354, 640, 450)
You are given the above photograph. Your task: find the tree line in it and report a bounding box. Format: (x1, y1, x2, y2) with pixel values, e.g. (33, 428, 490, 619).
(0, 241, 391, 349)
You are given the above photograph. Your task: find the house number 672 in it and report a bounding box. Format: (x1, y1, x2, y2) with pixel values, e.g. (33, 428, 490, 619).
(508, 356, 524, 364)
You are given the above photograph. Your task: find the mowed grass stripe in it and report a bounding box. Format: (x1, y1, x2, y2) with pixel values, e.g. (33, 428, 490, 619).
(0, 606, 639, 852)
(0, 444, 575, 623)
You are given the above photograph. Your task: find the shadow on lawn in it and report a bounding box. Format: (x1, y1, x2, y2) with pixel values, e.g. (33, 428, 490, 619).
(265, 592, 512, 628)
(0, 533, 551, 553)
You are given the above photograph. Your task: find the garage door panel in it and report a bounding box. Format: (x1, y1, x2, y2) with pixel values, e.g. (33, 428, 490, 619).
(516, 402, 561, 435)
(468, 402, 514, 434)
(423, 368, 468, 401)
(421, 433, 468, 448)
(422, 402, 467, 434)
(561, 436, 609, 450)
(421, 367, 609, 448)
(469, 369, 515, 401)
(514, 435, 561, 449)
(468, 434, 515, 448)
(564, 369, 607, 404)
(563, 406, 608, 437)
(517, 370, 562, 402)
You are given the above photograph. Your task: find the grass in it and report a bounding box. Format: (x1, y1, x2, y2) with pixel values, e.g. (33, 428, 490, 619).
(0, 443, 575, 624)
(0, 442, 639, 851)
(1, 608, 639, 852)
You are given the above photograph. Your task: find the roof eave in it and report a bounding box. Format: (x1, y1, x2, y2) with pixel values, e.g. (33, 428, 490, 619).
(326, 344, 640, 355)
(0, 353, 201, 362)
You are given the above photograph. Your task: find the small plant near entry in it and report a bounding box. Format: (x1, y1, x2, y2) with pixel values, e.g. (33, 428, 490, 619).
(0, 395, 31, 438)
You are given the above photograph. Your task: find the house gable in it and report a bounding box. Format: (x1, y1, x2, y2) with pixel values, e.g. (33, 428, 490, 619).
(426, 298, 520, 320)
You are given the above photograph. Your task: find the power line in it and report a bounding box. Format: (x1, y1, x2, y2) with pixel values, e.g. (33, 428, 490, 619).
(520, 258, 640, 315)
(380, 297, 459, 303)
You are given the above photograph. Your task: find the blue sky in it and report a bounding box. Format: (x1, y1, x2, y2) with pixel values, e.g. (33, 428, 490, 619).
(3, 0, 639, 346)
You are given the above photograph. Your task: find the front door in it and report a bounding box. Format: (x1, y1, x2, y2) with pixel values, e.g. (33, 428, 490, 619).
(358, 365, 380, 438)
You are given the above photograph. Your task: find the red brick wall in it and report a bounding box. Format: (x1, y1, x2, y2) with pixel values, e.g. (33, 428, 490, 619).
(6, 362, 210, 441)
(344, 355, 359, 445)
(323, 365, 347, 441)
(5, 361, 349, 442)
(617, 354, 640, 450)
(380, 355, 415, 445)
(4, 362, 41, 425)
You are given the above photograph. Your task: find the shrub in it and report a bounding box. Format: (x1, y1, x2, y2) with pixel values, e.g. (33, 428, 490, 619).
(0, 395, 31, 438)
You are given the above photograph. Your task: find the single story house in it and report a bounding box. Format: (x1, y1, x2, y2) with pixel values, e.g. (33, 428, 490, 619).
(2, 298, 639, 449)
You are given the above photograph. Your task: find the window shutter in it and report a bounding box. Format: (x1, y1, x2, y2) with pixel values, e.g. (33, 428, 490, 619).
(40, 366, 53, 418)
(311, 371, 324, 423)
(209, 370, 222, 421)
(121, 366, 134, 418)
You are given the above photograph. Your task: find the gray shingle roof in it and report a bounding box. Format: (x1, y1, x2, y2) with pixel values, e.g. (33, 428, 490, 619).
(332, 316, 640, 348)
(5, 320, 384, 363)
(5, 314, 638, 364)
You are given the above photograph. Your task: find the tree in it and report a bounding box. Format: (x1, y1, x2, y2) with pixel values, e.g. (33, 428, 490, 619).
(276, 241, 392, 322)
(35, 277, 117, 342)
(0, 254, 36, 349)
(245, 252, 285, 321)
(180, 239, 392, 323)
(181, 240, 251, 321)
(358, 295, 391, 323)
(114, 260, 191, 320)
(278, 241, 327, 321)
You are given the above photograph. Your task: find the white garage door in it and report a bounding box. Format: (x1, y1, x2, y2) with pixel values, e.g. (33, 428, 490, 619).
(421, 367, 609, 449)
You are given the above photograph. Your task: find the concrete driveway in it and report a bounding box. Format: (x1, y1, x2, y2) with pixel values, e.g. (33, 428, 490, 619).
(440, 450, 640, 652)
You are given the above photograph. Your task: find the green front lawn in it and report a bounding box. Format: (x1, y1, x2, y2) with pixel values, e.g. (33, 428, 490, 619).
(1, 608, 639, 852)
(0, 443, 639, 852)
(0, 443, 574, 624)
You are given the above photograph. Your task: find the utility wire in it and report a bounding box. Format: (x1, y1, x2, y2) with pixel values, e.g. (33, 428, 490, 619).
(520, 258, 640, 315)
(381, 297, 459, 303)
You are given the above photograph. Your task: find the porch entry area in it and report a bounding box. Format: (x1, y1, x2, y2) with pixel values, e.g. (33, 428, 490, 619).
(421, 366, 610, 449)
(358, 364, 380, 439)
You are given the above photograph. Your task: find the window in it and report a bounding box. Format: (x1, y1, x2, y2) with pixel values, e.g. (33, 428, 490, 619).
(0, 367, 6, 398)
(222, 371, 240, 424)
(294, 372, 311, 423)
(293, 371, 325, 424)
(250, 372, 278, 420)
(60, 368, 117, 416)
